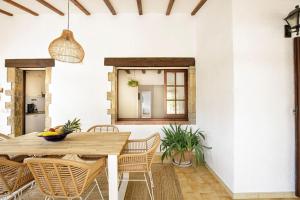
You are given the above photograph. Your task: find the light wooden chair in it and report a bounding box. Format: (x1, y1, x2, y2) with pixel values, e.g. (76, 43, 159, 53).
(25, 158, 106, 200)
(78, 125, 119, 161)
(0, 158, 34, 199)
(118, 133, 160, 200)
(87, 125, 119, 133)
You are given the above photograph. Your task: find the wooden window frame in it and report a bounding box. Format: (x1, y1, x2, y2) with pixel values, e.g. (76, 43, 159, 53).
(164, 69, 188, 119)
(116, 69, 188, 124)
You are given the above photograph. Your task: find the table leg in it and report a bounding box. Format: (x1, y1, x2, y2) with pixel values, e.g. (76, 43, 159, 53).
(108, 154, 118, 200)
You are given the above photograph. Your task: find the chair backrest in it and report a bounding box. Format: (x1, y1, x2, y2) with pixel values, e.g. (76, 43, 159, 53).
(25, 158, 93, 198)
(0, 159, 33, 195)
(0, 133, 10, 142)
(87, 125, 119, 133)
(145, 133, 160, 168)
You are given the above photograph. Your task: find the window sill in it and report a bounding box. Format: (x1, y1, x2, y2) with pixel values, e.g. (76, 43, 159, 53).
(115, 119, 191, 125)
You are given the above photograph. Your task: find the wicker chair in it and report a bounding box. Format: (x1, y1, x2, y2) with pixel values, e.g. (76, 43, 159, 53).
(25, 158, 106, 200)
(78, 125, 119, 161)
(87, 125, 119, 133)
(118, 133, 160, 200)
(0, 158, 34, 199)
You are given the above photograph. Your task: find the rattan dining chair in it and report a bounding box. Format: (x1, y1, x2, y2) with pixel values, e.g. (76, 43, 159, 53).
(118, 133, 160, 200)
(25, 158, 106, 200)
(0, 158, 34, 199)
(78, 125, 119, 161)
(87, 125, 119, 133)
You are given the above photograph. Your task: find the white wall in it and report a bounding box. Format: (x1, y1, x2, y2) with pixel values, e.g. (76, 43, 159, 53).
(26, 71, 45, 97)
(232, 0, 298, 193)
(0, 14, 196, 138)
(197, 0, 298, 194)
(196, 0, 235, 190)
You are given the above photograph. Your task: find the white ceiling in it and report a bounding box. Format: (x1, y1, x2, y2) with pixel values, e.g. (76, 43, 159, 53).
(0, 0, 201, 15)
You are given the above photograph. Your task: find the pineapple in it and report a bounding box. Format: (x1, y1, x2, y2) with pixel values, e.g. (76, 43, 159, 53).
(63, 118, 81, 133)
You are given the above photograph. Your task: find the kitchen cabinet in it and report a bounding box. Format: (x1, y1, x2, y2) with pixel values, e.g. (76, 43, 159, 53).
(25, 113, 45, 134)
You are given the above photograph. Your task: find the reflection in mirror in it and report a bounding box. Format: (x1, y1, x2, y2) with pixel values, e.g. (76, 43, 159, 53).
(141, 91, 151, 118)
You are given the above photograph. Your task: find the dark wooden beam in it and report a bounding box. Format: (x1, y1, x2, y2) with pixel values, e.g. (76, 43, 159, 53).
(191, 0, 207, 16)
(70, 0, 90, 15)
(36, 0, 64, 16)
(5, 59, 55, 68)
(137, 0, 142, 15)
(3, 0, 39, 16)
(294, 36, 300, 197)
(0, 8, 13, 16)
(104, 57, 195, 67)
(166, 0, 175, 16)
(103, 0, 117, 15)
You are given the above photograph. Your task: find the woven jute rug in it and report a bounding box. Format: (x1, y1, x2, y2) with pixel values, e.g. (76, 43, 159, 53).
(21, 163, 183, 200)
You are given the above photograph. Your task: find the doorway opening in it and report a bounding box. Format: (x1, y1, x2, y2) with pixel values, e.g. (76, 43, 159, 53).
(5, 59, 54, 137)
(25, 70, 46, 134)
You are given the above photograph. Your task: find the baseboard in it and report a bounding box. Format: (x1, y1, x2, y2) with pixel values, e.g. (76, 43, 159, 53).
(206, 164, 297, 199)
(205, 164, 234, 197)
(232, 192, 297, 199)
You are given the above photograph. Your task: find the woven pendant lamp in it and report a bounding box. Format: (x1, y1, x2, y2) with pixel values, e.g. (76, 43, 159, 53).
(48, 0, 84, 63)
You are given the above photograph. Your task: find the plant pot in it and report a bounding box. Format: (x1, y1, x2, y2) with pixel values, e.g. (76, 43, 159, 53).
(172, 151, 193, 167)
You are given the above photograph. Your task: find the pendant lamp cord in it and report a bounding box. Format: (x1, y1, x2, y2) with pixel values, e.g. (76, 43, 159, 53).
(67, 0, 70, 30)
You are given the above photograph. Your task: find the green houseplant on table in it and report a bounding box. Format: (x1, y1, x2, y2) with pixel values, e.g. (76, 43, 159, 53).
(160, 124, 211, 167)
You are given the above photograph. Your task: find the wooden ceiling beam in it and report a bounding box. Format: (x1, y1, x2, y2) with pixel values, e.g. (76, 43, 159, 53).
(191, 0, 207, 16)
(166, 0, 175, 16)
(0, 8, 13, 16)
(3, 0, 39, 16)
(70, 0, 90, 15)
(103, 0, 117, 15)
(36, 0, 64, 16)
(137, 0, 142, 15)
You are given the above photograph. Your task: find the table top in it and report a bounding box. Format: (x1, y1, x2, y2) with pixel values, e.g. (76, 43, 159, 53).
(0, 132, 131, 156)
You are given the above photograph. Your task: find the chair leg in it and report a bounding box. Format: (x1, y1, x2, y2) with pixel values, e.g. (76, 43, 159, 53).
(144, 173, 152, 200)
(95, 179, 104, 200)
(148, 171, 155, 200)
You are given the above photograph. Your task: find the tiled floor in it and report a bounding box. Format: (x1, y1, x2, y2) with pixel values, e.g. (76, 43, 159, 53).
(174, 165, 299, 200)
(175, 165, 231, 200)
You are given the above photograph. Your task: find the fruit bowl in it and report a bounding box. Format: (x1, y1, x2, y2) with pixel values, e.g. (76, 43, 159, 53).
(38, 118, 81, 142)
(43, 131, 72, 142)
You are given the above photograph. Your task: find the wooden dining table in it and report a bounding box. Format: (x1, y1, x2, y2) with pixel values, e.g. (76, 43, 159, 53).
(0, 132, 131, 200)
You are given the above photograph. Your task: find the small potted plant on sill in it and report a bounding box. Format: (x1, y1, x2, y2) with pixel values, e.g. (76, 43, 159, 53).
(128, 79, 139, 87)
(160, 124, 211, 167)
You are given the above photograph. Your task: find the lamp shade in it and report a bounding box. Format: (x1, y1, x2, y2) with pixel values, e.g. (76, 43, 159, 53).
(48, 29, 85, 63)
(285, 5, 300, 29)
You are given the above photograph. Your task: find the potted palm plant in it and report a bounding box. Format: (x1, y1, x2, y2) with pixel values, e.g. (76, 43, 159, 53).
(160, 124, 211, 167)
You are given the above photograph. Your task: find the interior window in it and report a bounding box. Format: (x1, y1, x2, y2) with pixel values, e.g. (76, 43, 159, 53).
(117, 69, 188, 122)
